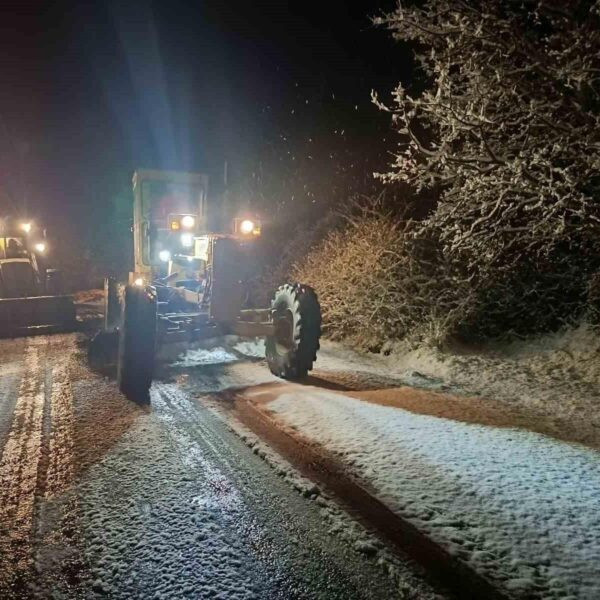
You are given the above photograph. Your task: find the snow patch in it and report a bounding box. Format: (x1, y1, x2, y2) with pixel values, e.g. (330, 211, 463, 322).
(75, 415, 269, 599)
(232, 338, 266, 359)
(171, 346, 238, 367)
(263, 386, 600, 600)
(210, 401, 433, 595)
(162, 336, 265, 367)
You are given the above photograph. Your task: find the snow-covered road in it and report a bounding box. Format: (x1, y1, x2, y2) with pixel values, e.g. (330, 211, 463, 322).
(251, 385, 600, 599)
(226, 342, 600, 600)
(0, 334, 440, 599)
(5, 331, 595, 599)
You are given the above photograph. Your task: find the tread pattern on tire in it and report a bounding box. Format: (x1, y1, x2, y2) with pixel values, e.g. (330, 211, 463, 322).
(117, 285, 157, 402)
(266, 283, 321, 379)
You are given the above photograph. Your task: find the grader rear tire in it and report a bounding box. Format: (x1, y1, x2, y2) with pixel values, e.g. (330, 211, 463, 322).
(117, 285, 157, 402)
(266, 283, 321, 379)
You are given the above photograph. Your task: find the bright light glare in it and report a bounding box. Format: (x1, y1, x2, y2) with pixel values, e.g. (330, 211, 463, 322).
(187, 255, 194, 262)
(240, 219, 254, 234)
(180, 233, 193, 247)
(34, 242, 46, 253)
(181, 215, 195, 228)
(133, 277, 144, 287)
(20, 222, 32, 234)
(159, 249, 171, 262)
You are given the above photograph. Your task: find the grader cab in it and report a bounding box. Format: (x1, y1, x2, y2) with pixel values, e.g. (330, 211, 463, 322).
(92, 169, 321, 401)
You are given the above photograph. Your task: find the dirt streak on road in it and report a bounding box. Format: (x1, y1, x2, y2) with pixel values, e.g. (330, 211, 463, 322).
(0, 340, 46, 575)
(230, 382, 507, 600)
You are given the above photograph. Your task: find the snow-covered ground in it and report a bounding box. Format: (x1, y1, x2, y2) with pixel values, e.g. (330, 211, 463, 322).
(0, 334, 448, 599)
(312, 323, 600, 450)
(249, 384, 599, 599)
(156, 327, 600, 599)
(400, 323, 600, 446)
(202, 331, 600, 600)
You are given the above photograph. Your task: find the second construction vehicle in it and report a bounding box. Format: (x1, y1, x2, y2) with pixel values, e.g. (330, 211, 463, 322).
(0, 219, 75, 337)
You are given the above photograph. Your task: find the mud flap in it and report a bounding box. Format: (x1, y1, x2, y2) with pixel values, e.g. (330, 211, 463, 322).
(0, 295, 76, 338)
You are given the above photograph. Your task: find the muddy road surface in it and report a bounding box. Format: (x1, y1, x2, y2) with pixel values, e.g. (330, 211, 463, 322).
(0, 334, 445, 599)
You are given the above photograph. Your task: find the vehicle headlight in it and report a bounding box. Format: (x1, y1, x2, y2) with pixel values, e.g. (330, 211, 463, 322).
(159, 249, 171, 262)
(180, 233, 193, 247)
(34, 242, 46, 253)
(181, 215, 195, 229)
(239, 219, 254, 235)
(20, 222, 32, 234)
(133, 277, 144, 287)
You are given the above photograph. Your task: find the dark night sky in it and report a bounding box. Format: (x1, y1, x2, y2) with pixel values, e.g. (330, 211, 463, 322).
(0, 0, 410, 235)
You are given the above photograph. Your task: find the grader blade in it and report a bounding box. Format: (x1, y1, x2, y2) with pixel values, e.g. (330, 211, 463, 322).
(0, 295, 77, 338)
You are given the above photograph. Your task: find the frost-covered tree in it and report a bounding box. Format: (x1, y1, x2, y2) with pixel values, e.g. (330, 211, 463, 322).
(374, 0, 600, 336)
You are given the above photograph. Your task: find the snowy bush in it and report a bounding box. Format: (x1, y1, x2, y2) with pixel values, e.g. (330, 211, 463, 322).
(370, 0, 600, 338)
(246, 214, 339, 308)
(293, 196, 469, 347)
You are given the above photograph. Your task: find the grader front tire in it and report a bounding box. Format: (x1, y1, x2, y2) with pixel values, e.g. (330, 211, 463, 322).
(266, 283, 321, 380)
(117, 285, 157, 402)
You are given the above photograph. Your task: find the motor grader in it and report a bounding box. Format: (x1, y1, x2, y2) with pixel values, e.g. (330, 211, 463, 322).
(91, 169, 321, 401)
(0, 219, 75, 337)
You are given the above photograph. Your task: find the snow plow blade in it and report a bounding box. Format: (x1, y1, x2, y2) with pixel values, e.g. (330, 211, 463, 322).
(0, 295, 77, 338)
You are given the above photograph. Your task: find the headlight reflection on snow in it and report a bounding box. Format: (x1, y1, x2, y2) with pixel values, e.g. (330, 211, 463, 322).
(151, 384, 243, 514)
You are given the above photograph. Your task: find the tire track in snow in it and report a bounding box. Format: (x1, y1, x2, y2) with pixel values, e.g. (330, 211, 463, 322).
(34, 336, 86, 598)
(0, 338, 27, 453)
(151, 383, 244, 513)
(0, 335, 77, 595)
(44, 362, 75, 498)
(0, 339, 47, 579)
(150, 380, 426, 599)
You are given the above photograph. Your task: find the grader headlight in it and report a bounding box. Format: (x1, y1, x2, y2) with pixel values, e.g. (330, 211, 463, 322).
(34, 242, 46, 254)
(169, 214, 197, 231)
(181, 215, 195, 229)
(240, 219, 254, 235)
(234, 218, 262, 236)
(20, 222, 32, 234)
